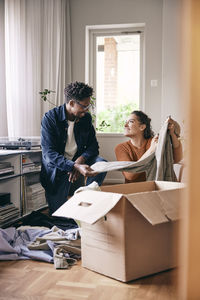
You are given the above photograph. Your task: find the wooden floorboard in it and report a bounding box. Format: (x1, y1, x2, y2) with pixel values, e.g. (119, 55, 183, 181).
(0, 260, 177, 299)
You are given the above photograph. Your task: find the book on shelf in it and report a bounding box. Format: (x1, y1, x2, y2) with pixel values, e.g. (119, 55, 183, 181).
(0, 202, 20, 226)
(0, 203, 16, 213)
(22, 163, 41, 173)
(26, 183, 45, 194)
(0, 209, 20, 220)
(0, 161, 14, 176)
(0, 162, 12, 168)
(24, 182, 46, 212)
(0, 166, 14, 176)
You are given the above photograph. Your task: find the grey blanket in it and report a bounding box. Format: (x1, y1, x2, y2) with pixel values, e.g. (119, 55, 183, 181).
(91, 122, 177, 182)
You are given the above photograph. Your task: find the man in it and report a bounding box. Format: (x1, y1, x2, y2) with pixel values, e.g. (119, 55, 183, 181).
(40, 81, 107, 214)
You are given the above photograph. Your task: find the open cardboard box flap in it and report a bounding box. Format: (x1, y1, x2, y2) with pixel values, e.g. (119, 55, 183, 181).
(53, 182, 184, 225)
(53, 190, 123, 224)
(126, 188, 182, 225)
(157, 189, 181, 221)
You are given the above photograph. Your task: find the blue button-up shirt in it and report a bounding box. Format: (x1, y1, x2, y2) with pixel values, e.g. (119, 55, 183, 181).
(40, 104, 99, 192)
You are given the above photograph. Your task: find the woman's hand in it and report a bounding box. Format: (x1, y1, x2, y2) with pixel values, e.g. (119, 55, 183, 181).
(166, 116, 181, 149)
(166, 116, 178, 137)
(74, 163, 98, 178)
(152, 134, 159, 144)
(68, 155, 97, 183)
(138, 135, 158, 161)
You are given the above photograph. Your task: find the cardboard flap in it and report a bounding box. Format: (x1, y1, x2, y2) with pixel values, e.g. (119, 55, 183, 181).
(155, 181, 185, 190)
(126, 192, 169, 225)
(53, 190, 122, 224)
(157, 189, 182, 221)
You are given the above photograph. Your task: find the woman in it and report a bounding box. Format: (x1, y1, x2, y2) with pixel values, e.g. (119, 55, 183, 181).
(115, 110, 183, 183)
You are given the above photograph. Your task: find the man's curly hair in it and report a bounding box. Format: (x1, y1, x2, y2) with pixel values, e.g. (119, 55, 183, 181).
(64, 81, 93, 103)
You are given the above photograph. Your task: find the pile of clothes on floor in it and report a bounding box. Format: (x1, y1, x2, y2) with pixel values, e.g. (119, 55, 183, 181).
(0, 211, 81, 269)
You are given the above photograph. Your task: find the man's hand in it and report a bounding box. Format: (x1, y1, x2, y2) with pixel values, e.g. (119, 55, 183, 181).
(68, 156, 98, 182)
(74, 156, 86, 165)
(67, 156, 86, 182)
(68, 169, 80, 183)
(74, 163, 98, 177)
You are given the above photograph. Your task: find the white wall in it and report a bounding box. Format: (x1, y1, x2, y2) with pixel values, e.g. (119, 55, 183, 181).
(162, 0, 183, 125)
(70, 0, 164, 182)
(70, 0, 163, 133)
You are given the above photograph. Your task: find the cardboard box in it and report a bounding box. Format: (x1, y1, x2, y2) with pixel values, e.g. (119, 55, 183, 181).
(53, 181, 185, 282)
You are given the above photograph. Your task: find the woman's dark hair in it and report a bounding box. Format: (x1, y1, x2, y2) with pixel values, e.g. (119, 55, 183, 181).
(132, 110, 154, 139)
(64, 81, 93, 103)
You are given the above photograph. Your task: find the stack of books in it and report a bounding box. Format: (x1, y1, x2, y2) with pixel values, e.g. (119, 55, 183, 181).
(22, 162, 41, 174)
(22, 155, 41, 174)
(0, 162, 14, 177)
(25, 183, 46, 212)
(0, 193, 20, 227)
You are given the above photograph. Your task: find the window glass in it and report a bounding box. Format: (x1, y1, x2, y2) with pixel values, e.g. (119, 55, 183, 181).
(95, 34, 141, 133)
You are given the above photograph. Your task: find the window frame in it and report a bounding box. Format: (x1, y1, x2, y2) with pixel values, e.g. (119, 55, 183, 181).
(85, 24, 145, 135)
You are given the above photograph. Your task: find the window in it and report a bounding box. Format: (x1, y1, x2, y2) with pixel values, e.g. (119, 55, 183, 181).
(86, 25, 144, 133)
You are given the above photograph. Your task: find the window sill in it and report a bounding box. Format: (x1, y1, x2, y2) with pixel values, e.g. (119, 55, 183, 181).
(96, 132, 125, 138)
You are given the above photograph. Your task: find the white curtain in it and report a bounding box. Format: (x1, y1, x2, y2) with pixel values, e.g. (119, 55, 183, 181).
(0, 0, 8, 137)
(4, 0, 71, 137)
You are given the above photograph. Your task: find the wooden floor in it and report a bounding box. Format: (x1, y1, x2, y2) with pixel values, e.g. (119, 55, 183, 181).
(0, 259, 177, 300)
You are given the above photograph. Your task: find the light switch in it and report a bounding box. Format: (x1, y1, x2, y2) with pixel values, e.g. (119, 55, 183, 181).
(151, 80, 158, 87)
